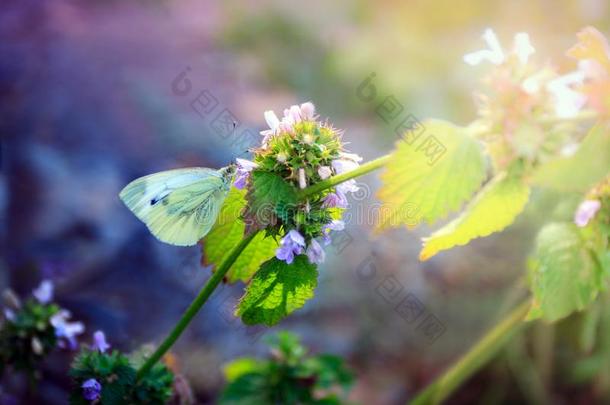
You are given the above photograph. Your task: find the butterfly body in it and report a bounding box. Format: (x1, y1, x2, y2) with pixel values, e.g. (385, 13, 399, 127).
(120, 166, 234, 246)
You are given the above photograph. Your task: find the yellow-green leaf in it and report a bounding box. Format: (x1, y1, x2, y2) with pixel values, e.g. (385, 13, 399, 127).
(204, 187, 279, 283)
(236, 256, 318, 326)
(420, 171, 530, 260)
(532, 123, 610, 192)
(527, 222, 603, 322)
(376, 119, 487, 232)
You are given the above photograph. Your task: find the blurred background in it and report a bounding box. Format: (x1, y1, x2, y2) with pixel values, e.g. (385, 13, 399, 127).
(1, 0, 609, 403)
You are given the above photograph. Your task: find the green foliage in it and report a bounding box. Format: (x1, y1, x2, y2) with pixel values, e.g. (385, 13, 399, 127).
(244, 171, 299, 233)
(532, 124, 610, 192)
(236, 256, 318, 326)
(527, 223, 605, 322)
(69, 349, 174, 405)
(376, 119, 487, 231)
(420, 169, 530, 260)
(220, 332, 353, 405)
(204, 187, 279, 283)
(0, 299, 59, 374)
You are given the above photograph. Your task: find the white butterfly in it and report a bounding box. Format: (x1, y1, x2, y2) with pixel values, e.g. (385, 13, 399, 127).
(119, 166, 234, 246)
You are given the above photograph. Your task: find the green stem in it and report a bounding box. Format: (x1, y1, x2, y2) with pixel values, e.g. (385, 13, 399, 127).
(136, 232, 258, 379)
(298, 154, 391, 198)
(410, 300, 531, 405)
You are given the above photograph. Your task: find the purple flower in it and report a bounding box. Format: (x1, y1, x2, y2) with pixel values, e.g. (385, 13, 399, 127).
(32, 280, 53, 304)
(82, 378, 102, 401)
(50, 310, 84, 350)
(322, 220, 345, 246)
(306, 239, 325, 264)
(91, 330, 110, 353)
(322, 192, 348, 209)
(574, 200, 601, 227)
(234, 158, 258, 190)
(3, 308, 15, 322)
(276, 230, 306, 264)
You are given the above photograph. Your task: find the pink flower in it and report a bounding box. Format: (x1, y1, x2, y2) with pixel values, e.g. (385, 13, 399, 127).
(574, 200, 601, 227)
(300, 102, 316, 120)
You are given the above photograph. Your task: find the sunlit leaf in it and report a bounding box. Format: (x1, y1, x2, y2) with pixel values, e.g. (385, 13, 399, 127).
(236, 256, 318, 326)
(527, 222, 603, 322)
(204, 187, 279, 283)
(531, 124, 610, 192)
(420, 171, 530, 260)
(223, 358, 265, 383)
(376, 119, 487, 232)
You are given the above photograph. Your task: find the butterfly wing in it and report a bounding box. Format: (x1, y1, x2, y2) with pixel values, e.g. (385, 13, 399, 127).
(119, 167, 231, 246)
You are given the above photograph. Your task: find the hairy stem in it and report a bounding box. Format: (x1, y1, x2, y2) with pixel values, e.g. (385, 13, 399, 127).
(410, 300, 531, 405)
(298, 154, 391, 198)
(137, 232, 258, 379)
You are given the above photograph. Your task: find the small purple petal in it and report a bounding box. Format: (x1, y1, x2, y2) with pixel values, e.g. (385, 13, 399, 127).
(306, 240, 325, 264)
(322, 192, 348, 209)
(286, 230, 306, 247)
(92, 330, 110, 353)
(574, 200, 601, 227)
(32, 280, 53, 304)
(82, 378, 102, 401)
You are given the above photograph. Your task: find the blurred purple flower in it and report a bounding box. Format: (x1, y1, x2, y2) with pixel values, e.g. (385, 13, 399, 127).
(276, 230, 306, 264)
(322, 192, 348, 209)
(574, 199, 601, 227)
(322, 220, 345, 246)
(300, 102, 316, 120)
(82, 378, 102, 401)
(234, 158, 258, 190)
(306, 239, 325, 264)
(3, 308, 15, 322)
(32, 280, 53, 304)
(50, 310, 84, 350)
(91, 330, 110, 353)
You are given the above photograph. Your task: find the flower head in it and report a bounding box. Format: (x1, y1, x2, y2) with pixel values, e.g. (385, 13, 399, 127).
(276, 230, 306, 264)
(82, 378, 102, 401)
(32, 280, 53, 304)
(50, 310, 84, 349)
(91, 330, 110, 353)
(574, 199, 601, 227)
(306, 239, 325, 264)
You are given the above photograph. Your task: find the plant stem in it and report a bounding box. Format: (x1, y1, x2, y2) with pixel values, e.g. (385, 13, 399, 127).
(298, 154, 391, 198)
(136, 232, 258, 379)
(410, 300, 531, 405)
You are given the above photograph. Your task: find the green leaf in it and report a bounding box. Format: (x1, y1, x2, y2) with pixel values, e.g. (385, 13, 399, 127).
(223, 358, 265, 382)
(376, 119, 487, 231)
(244, 171, 299, 232)
(204, 187, 279, 283)
(532, 123, 610, 192)
(420, 171, 530, 260)
(236, 256, 318, 326)
(527, 222, 603, 322)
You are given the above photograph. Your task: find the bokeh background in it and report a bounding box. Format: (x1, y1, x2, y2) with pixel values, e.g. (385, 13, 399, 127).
(1, 0, 609, 403)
